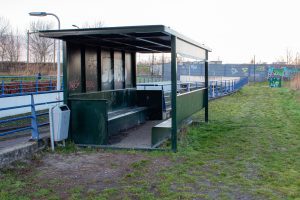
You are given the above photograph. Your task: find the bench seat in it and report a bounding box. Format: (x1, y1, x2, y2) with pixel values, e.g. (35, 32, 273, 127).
(108, 107, 147, 136)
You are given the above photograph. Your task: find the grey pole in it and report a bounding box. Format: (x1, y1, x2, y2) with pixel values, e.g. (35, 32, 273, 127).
(29, 12, 61, 98)
(205, 58, 208, 122)
(171, 36, 177, 152)
(253, 55, 256, 82)
(47, 13, 61, 93)
(27, 30, 29, 67)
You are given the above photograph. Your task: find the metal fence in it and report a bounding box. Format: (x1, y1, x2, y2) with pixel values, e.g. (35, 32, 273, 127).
(0, 75, 62, 96)
(0, 91, 62, 140)
(209, 77, 248, 98)
(137, 77, 249, 112)
(137, 75, 163, 83)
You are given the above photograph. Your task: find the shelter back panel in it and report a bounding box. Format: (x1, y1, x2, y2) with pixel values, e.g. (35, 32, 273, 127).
(114, 51, 124, 89)
(67, 44, 82, 94)
(125, 53, 133, 88)
(101, 50, 113, 90)
(85, 46, 98, 92)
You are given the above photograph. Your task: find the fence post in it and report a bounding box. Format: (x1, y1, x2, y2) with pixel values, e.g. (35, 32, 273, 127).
(220, 81, 222, 95)
(216, 81, 218, 97)
(212, 81, 215, 97)
(20, 80, 23, 94)
(61, 79, 64, 90)
(30, 94, 39, 140)
(35, 79, 38, 93)
(1, 80, 4, 95)
(233, 80, 235, 91)
(49, 77, 52, 91)
(232, 80, 235, 90)
(208, 81, 212, 97)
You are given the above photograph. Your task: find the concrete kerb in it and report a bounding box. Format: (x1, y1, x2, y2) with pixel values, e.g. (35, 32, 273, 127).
(0, 137, 49, 168)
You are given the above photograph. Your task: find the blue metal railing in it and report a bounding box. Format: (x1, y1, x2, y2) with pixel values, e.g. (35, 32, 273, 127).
(0, 91, 63, 139)
(137, 76, 163, 83)
(208, 77, 248, 98)
(0, 75, 63, 97)
(137, 77, 248, 97)
(137, 77, 249, 112)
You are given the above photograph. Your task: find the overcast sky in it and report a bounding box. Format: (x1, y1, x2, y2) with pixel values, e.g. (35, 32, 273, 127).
(1, 0, 299, 63)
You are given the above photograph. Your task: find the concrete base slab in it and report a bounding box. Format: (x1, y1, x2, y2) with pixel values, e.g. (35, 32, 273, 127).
(109, 120, 163, 148)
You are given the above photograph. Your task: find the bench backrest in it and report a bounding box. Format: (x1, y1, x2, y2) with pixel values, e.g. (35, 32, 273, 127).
(68, 89, 137, 112)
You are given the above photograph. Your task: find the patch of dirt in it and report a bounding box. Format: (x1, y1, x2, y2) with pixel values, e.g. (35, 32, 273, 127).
(31, 151, 171, 198)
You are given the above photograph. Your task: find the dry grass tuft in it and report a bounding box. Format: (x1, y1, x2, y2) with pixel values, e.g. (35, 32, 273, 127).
(290, 73, 300, 90)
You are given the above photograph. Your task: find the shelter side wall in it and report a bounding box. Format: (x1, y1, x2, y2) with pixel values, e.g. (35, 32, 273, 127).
(176, 88, 205, 125)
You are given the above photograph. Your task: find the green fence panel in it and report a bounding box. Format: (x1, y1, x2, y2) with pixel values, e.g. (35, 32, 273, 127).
(176, 89, 205, 125)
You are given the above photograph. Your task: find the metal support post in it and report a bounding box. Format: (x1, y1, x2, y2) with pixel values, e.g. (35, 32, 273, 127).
(2, 80, 4, 95)
(35, 79, 38, 92)
(49, 77, 52, 91)
(171, 35, 177, 152)
(27, 30, 29, 67)
(20, 80, 23, 94)
(216, 81, 218, 96)
(209, 81, 212, 97)
(220, 80, 223, 95)
(30, 94, 39, 140)
(205, 60, 208, 122)
(233, 80, 235, 91)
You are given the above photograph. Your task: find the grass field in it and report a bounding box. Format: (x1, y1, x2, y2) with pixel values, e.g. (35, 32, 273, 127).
(1, 83, 300, 200)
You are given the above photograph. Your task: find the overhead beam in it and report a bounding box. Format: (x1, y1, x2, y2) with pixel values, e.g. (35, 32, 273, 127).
(120, 33, 171, 49)
(84, 35, 165, 53)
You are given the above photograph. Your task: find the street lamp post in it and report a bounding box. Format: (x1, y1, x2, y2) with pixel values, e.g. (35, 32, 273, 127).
(29, 12, 61, 98)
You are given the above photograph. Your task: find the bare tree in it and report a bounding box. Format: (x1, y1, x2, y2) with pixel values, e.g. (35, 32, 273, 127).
(29, 20, 54, 63)
(275, 56, 286, 64)
(82, 20, 104, 28)
(294, 52, 300, 65)
(286, 48, 293, 65)
(0, 17, 10, 63)
(5, 29, 22, 64)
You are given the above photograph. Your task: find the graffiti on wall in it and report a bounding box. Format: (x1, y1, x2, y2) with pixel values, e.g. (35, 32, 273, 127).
(256, 66, 265, 72)
(231, 68, 238, 75)
(242, 68, 249, 75)
(268, 67, 284, 87)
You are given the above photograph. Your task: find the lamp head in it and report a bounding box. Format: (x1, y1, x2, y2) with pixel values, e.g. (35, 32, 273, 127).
(72, 25, 80, 29)
(29, 12, 47, 17)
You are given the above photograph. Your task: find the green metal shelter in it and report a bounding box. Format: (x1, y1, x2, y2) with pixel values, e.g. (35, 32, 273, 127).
(40, 25, 211, 151)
